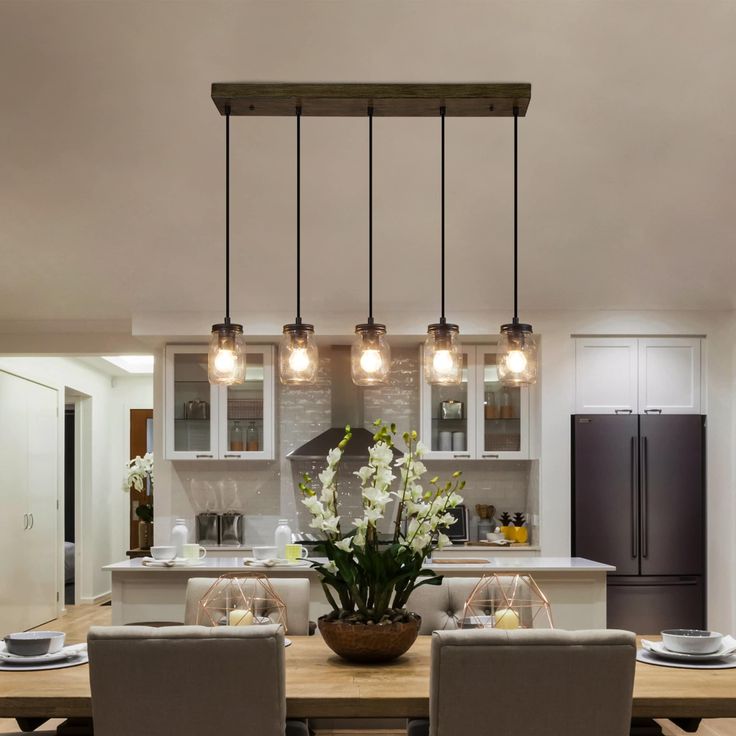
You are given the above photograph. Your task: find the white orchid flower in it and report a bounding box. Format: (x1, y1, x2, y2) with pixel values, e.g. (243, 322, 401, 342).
(319, 516, 341, 534)
(318, 467, 336, 486)
(363, 507, 384, 523)
(323, 560, 338, 575)
(369, 442, 393, 467)
(327, 447, 342, 467)
(354, 465, 374, 484)
(436, 533, 451, 550)
(334, 537, 353, 553)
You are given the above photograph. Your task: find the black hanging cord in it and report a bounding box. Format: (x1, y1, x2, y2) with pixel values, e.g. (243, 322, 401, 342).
(225, 106, 231, 325)
(513, 105, 519, 325)
(367, 106, 374, 325)
(295, 106, 302, 325)
(440, 105, 446, 324)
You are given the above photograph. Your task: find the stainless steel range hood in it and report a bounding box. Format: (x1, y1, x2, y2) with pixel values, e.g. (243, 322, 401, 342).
(287, 346, 381, 460)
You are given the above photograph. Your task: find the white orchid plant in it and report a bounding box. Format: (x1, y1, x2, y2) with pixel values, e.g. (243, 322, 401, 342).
(299, 421, 464, 624)
(124, 453, 154, 493)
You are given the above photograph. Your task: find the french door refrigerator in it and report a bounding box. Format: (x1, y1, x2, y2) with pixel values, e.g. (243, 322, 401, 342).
(572, 414, 705, 633)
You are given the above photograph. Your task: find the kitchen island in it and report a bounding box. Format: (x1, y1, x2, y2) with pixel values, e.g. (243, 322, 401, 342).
(104, 556, 613, 629)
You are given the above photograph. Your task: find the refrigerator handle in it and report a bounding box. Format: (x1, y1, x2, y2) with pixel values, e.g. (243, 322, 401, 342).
(631, 437, 638, 559)
(640, 436, 648, 558)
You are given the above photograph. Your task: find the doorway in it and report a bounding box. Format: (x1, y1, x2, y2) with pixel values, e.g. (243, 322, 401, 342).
(129, 409, 154, 549)
(63, 404, 75, 605)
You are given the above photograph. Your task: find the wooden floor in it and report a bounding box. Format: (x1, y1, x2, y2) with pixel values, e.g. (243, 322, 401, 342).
(2, 605, 736, 736)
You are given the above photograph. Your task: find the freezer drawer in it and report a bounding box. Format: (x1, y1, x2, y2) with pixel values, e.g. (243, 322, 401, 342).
(607, 576, 704, 633)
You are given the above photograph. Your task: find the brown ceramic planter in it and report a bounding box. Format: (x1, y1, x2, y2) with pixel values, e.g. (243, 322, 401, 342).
(318, 615, 421, 663)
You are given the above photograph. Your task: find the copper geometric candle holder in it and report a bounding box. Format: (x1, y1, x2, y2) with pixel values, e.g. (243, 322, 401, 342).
(460, 574, 553, 630)
(196, 573, 289, 632)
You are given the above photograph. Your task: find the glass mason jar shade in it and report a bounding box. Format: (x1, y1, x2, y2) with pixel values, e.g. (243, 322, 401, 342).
(208, 322, 245, 385)
(280, 323, 318, 385)
(424, 322, 462, 385)
(351, 323, 391, 386)
(497, 323, 538, 386)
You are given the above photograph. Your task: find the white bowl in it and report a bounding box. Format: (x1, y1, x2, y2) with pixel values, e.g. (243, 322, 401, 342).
(150, 545, 176, 561)
(661, 629, 723, 655)
(4, 631, 66, 657)
(486, 532, 505, 542)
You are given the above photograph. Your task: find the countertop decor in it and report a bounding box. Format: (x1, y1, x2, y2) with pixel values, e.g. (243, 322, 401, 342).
(299, 420, 464, 662)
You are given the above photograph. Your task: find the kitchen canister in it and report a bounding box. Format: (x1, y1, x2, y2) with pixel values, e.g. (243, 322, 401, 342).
(439, 431, 452, 452)
(452, 431, 466, 451)
(274, 519, 293, 559)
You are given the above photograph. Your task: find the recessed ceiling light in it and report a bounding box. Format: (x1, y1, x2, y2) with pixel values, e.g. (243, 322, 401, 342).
(102, 356, 154, 374)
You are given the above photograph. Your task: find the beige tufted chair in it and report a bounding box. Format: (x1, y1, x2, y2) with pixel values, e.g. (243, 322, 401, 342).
(405, 578, 482, 633)
(183, 577, 311, 635)
(408, 628, 636, 736)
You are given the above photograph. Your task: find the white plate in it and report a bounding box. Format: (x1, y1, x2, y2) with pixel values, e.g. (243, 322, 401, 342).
(637, 648, 736, 670)
(0, 643, 87, 665)
(642, 636, 736, 661)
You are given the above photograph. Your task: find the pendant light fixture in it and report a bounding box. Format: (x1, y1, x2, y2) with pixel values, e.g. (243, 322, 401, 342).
(280, 106, 318, 384)
(351, 106, 391, 386)
(208, 106, 245, 385)
(497, 106, 538, 386)
(424, 106, 462, 385)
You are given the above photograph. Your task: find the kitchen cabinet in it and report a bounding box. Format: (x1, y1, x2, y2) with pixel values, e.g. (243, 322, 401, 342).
(574, 338, 638, 414)
(574, 336, 702, 415)
(164, 345, 275, 460)
(419, 345, 530, 460)
(0, 370, 58, 635)
(638, 337, 701, 414)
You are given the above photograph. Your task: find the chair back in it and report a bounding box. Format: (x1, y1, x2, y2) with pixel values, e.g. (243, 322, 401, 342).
(183, 576, 311, 634)
(429, 628, 636, 736)
(88, 624, 285, 736)
(405, 577, 484, 633)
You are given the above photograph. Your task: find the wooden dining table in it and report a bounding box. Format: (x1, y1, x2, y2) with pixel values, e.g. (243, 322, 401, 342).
(1, 636, 736, 728)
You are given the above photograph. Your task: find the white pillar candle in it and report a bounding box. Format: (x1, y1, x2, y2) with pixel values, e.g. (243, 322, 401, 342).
(228, 609, 254, 626)
(494, 607, 520, 630)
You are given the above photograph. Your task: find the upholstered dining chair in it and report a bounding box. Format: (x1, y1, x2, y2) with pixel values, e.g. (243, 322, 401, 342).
(407, 628, 637, 736)
(88, 625, 309, 736)
(183, 576, 312, 635)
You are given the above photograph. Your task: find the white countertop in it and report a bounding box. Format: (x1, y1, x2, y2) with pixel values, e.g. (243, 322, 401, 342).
(104, 556, 614, 574)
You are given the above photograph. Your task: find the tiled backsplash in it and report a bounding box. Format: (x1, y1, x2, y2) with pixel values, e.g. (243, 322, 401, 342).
(170, 347, 538, 546)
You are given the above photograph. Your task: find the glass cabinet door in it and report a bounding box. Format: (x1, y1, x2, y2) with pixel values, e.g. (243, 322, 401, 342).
(166, 348, 219, 459)
(478, 348, 529, 459)
(420, 349, 476, 459)
(219, 349, 273, 460)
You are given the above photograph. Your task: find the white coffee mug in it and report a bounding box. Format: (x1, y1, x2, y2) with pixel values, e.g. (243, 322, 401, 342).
(253, 546, 278, 561)
(182, 543, 207, 561)
(150, 545, 176, 561)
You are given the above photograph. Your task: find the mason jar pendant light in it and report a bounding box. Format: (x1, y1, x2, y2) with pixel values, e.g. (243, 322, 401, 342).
(351, 106, 391, 386)
(424, 106, 462, 385)
(497, 106, 538, 386)
(208, 106, 245, 385)
(280, 107, 318, 384)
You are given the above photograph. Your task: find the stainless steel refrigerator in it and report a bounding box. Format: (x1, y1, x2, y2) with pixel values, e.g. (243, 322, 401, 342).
(572, 414, 705, 632)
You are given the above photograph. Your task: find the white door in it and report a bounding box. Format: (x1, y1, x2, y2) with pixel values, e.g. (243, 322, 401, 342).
(0, 372, 31, 634)
(638, 338, 701, 414)
(574, 338, 638, 414)
(25, 378, 59, 628)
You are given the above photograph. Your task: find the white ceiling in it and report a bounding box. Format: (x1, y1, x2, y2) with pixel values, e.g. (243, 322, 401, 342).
(1, 0, 735, 330)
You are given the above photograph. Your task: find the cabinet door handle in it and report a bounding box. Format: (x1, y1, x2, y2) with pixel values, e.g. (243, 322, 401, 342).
(29, 513, 34, 530)
(195, 454, 214, 459)
(482, 453, 499, 459)
(223, 454, 241, 459)
(644, 409, 662, 414)
(631, 437, 638, 559)
(640, 436, 648, 558)
(453, 453, 471, 459)
(23, 513, 28, 530)
(615, 409, 633, 414)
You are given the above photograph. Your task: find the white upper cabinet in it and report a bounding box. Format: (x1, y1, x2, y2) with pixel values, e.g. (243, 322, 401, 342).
(420, 344, 531, 460)
(165, 345, 275, 460)
(574, 337, 702, 415)
(638, 338, 701, 414)
(575, 338, 638, 414)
